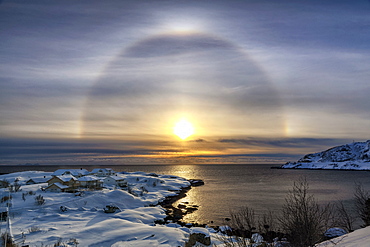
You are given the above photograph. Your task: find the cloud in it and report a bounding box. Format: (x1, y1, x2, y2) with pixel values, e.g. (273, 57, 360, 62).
(124, 33, 234, 58)
(0, 77, 88, 138)
(0, 138, 184, 161)
(218, 137, 353, 150)
(188, 138, 207, 143)
(185, 152, 298, 160)
(0, 136, 363, 165)
(234, 1, 370, 52)
(0, 137, 295, 165)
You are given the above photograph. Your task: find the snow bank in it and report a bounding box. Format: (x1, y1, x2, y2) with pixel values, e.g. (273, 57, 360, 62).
(316, 226, 370, 247)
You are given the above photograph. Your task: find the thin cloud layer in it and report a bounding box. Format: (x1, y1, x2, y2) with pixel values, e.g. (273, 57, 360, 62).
(1, 0, 370, 164)
(124, 33, 234, 57)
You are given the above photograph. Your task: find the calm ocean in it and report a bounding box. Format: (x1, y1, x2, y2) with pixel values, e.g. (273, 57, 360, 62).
(2, 164, 370, 225)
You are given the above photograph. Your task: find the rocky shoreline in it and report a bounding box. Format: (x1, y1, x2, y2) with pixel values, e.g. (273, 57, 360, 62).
(157, 179, 206, 227)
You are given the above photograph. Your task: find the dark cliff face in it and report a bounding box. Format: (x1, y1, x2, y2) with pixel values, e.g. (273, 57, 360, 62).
(296, 140, 370, 163)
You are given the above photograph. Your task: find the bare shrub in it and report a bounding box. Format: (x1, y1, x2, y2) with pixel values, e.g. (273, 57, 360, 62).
(223, 206, 280, 246)
(219, 178, 348, 247)
(334, 201, 356, 232)
(354, 182, 370, 227)
(218, 206, 259, 247)
(279, 177, 334, 247)
(68, 238, 79, 247)
(215, 231, 274, 247)
(258, 210, 277, 242)
(139, 186, 148, 196)
(0, 179, 9, 188)
(14, 181, 21, 192)
(0, 195, 12, 203)
(127, 186, 138, 197)
(53, 237, 63, 247)
(9, 180, 21, 193)
(215, 234, 253, 247)
(35, 194, 45, 205)
(229, 206, 257, 238)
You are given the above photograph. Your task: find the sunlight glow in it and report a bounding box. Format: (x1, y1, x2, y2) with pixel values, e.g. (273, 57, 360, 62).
(173, 119, 194, 140)
(161, 16, 206, 34)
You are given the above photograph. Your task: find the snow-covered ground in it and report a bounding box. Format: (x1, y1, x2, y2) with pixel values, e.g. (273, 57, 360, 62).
(0, 170, 195, 246)
(316, 226, 370, 247)
(1, 170, 369, 247)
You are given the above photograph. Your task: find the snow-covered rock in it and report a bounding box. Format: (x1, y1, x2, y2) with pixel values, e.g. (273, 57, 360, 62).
(251, 233, 264, 243)
(324, 228, 347, 238)
(282, 140, 370, 170)
(219, 225, 232, 233)
(190, 227, 210, 237)
(185, 227, 211, 247)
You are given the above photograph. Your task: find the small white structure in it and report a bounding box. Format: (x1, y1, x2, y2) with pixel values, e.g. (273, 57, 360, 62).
(48, 175, 77, 184)
(26, 177, 49, 185)
(52, 169, 89, 178)
(90, 168, 116, 177)
(47, 175, 79, 191)
(45, 182, 69, 192)
(103, 175, 127, 187)
(78, 175, 103, 188)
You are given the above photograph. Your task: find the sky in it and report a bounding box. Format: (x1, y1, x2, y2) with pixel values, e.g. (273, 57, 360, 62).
(1, 0, 370, 165)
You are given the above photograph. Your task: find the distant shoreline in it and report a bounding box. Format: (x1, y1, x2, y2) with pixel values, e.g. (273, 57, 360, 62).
(0, 163, 280, 175)
(271, 166, 370, 171)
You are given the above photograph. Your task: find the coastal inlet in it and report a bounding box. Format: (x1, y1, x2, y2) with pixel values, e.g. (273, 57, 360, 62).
(159, 179, 205, 227)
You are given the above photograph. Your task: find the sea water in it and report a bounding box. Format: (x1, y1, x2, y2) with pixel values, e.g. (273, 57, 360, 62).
(1, 164, 370, 225)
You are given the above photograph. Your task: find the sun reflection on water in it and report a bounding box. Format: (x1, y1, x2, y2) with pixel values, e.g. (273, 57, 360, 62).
(164, 164, 200, 180)
(164, 164, 210, 224)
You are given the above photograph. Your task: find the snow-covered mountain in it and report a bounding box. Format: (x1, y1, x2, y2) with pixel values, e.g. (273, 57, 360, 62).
(282, 140, 370, 170)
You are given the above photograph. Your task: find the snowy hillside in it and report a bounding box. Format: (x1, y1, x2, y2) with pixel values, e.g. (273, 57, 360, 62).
(0, 170, 194, 246)
(282, 140, 370, 170)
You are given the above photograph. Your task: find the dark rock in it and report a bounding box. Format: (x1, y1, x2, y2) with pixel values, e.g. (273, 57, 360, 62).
(104, 205, 120, 213)
(189, 179, 205, 186)
(185, 232, 211, 247)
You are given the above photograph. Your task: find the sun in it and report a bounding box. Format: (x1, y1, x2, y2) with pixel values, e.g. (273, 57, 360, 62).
(173, 119, 194, 140)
